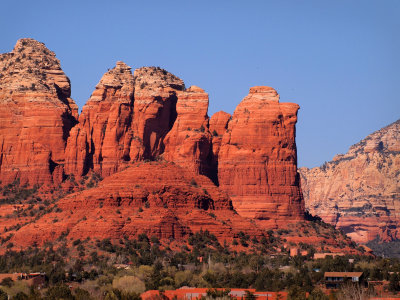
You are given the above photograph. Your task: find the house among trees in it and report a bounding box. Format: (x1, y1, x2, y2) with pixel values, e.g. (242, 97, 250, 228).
(324, 272, 363, 289)
(0, 272, 46, 286)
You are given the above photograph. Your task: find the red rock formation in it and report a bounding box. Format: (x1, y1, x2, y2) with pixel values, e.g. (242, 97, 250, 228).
(132, 67, 184, 159)
(163, 86, 212, 175)
(300, 119, 400, 243)
(0, 38, 78, 186)
(65, 61, 135, 177)
(0, 39, 313, 249)
(9, 162, 263, 246)
(5, 160, 357, 254)
(209, 111, 231, 184)
(210, 111, 231, 154)
(64, 65, 184, 178)
(218, 86, 304, 226)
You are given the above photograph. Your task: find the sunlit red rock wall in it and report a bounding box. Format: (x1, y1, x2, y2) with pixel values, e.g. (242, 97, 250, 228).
(217, 87, 305, 226)
(0, 39, 306, 229)
(0, 39, 78, 186)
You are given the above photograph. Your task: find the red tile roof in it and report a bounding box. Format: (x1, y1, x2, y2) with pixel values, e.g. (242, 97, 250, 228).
(141, 288, 287, 300)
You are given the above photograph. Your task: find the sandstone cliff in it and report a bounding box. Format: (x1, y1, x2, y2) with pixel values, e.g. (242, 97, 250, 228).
(218, 87, 305, 226)
(8, 161, 263, 247)
(163, 86, 212, 175)
(64, 64, 184, 178)
(4, 160, 356, 255)
(131, 66, 184, 159)
(0, 38, 78, 186)
(0, 38, 309, 246)
(300, 119, 400, 243)
(209, 111, 231, 184)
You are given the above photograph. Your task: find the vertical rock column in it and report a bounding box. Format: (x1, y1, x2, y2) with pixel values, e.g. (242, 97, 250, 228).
(218, 86, 304, 226)
(131, 67, 185, 159)
(65, 65, 186, 178)
(0, 38, 78, 186)
(65, 61, 135, 178)
(209, 111, 231, 184)
(163, 86, 212, 175)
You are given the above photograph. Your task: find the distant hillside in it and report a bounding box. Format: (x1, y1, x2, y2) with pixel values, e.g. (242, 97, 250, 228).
(300, 119, 400, 244)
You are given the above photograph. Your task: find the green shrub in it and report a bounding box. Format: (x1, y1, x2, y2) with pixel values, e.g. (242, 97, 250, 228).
(74, 288, 92, 300)
(45, 284, 74, 300)
(0, 289, 6, 300)
(190, 178, 198, 187)
(0, 277, 13, 287)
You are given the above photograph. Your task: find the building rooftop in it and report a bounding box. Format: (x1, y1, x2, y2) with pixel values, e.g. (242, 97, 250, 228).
(324, 272, 363, 278)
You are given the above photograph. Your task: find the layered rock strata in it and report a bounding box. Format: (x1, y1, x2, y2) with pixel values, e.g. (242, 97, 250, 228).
(209, 111, 231, 184)
(131, 66, 184, 159)
(0, 38, 307, 235)
(163, 86, 212, 175)
(0, 38, 78, 186)
(209, 111, 231, 158)
(218, 87, 305, 225)
(300, 119, 400, 243)
(65, 65, 184, 178)
(9, 162, 263, 246)
(65, 61, 135, 177)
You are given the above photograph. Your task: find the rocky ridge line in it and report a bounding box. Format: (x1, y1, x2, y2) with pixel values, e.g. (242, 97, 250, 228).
(300, 119, 400, 243)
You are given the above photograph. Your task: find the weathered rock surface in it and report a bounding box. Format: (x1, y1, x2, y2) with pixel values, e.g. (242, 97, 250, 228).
(131, 66, 184, 159)
(209, 111, 231, 153)
(64, 65, 184, 178)
(163, 86, 212, 175)
(5, 161, 358, 255)
(0, 38, 78, 186)
(65, 61, 135, 177)
(9, 162, 263, 246)
(300, 119, 400, 243)
(218, 87, 305, 226)
(209, 111, 231, 184)
(0, 39, 312, 247)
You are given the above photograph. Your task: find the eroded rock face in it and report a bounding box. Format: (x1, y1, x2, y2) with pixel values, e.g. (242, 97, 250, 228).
(65, 61, 135, 177)
(218, 87, 305, 226)
(132, 67, 184, 159)
(209, 111, 231, 184)
(0, 39, 308, 240)
(163, 86, 212, 175)
(300, 119, 400, 243)
(6, 163, 355, 254)
(0, 38, 78, 186)
(64, 65, 184, 178)
(9, 162, 264, 246)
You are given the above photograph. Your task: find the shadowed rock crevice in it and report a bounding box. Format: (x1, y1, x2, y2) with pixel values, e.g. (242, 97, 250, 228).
(61, 111, 79, 142)
(142, 93, 178, 159)
(1, 38, 308, 236)
(208, 111, 232, 186)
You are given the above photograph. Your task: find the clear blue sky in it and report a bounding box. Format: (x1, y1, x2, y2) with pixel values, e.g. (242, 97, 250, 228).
(1, 0, 399, 167)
